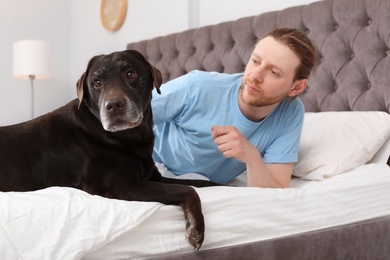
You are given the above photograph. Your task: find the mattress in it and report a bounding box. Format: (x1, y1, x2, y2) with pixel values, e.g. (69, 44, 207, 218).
(89, 163, 390, 259)
(2, 163, 387, 259)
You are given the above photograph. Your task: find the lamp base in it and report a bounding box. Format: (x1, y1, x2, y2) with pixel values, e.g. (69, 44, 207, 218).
(29, 75, 35, 119)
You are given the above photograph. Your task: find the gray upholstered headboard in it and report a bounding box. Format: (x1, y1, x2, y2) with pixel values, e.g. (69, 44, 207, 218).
(127, 0, 390, 113)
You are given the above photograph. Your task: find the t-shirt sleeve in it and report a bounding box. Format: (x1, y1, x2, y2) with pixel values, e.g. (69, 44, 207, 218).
(262, 99, 305, 164)
(151, 72, 193, 125)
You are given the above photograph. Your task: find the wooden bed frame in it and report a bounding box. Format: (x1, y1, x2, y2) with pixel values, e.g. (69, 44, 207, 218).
(127, 0, 390, 258)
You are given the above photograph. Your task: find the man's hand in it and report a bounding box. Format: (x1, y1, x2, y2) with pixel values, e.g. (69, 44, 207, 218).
(211, 125, 292, 188)
(211, 125, 258, 163)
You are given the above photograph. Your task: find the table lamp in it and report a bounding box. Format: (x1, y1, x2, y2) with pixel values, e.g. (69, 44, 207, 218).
(13, 40, 51, 119)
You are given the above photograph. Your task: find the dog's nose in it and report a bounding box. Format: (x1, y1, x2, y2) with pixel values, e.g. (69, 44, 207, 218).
(105, 98, 125, 112)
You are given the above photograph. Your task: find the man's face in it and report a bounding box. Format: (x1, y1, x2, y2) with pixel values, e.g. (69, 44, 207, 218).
(240, 36, 301, 107)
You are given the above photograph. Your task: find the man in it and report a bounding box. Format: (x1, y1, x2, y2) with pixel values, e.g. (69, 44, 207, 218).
(151, 28, 317, 188)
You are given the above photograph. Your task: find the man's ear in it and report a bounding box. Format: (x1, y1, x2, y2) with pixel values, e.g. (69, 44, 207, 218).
(288, 79, 307, 98)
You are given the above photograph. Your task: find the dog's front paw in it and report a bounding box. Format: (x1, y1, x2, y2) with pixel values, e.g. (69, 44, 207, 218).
(186, 219, 204, 251)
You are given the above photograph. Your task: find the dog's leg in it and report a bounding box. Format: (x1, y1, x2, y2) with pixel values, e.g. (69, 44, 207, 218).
(159, 176, 219, 187)
(136, 183, 204, 251)
(88, 181, 206, 251)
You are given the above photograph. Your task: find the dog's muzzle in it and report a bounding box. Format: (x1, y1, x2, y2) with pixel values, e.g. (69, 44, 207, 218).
(100, 97, 143, 132)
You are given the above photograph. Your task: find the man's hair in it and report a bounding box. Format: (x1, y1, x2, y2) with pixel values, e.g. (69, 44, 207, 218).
(265, 28, 318, 81)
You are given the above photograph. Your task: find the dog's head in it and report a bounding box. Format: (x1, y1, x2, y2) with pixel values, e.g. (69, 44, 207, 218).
(76, 50, 162, 132)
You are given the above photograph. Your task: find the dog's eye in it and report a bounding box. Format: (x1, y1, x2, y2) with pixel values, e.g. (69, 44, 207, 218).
(93, 79, 102, 88)
(126, 70, 137, 80)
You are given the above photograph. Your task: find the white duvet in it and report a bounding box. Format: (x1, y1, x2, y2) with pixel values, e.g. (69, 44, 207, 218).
(1, 163, 390, 260)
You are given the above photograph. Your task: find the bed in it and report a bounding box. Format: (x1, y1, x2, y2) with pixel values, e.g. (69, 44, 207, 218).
(1, 0, 390, 259)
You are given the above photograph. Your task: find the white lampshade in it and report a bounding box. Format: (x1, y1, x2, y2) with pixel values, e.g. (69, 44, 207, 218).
(13, 40, 51, 79)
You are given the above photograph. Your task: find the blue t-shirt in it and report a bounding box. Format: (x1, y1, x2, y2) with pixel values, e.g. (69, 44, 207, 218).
(152, 70, 304, 183)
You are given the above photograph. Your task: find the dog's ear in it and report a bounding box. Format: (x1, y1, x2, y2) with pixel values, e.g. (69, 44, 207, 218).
(76, 72, 86, 109)
(76, 55, 102, 109)
(128, 49, 162, 94)
(150, 65, 162, 94)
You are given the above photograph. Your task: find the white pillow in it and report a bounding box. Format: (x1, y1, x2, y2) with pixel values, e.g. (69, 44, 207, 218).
(293, 111, 390, 181)
(369, 133, 390, 164)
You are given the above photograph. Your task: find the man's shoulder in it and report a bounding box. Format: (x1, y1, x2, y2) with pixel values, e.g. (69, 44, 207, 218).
(162, 70, 243, 96)
(186, 70, 243, 83)
(280, 97, 304, 111)
(271, 98, 305, 123)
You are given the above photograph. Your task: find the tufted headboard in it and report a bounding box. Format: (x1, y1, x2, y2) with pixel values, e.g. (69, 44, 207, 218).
(127, 0, 390, 113)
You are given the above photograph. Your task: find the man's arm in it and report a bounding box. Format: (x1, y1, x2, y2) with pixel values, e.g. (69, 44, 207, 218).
(211, 125, 292, 188)
(246, 157, 293, 188)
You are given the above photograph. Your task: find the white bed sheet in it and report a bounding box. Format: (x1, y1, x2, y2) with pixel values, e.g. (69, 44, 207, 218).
(1, 163, 389, 260)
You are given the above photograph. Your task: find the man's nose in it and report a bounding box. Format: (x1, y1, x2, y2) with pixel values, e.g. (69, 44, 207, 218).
(250, 66, 265, 83)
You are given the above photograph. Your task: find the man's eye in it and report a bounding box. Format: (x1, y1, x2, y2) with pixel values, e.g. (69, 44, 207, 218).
(270, 70, 280, 77)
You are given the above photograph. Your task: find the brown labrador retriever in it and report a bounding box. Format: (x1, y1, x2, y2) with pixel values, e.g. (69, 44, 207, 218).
(0, 50, 216, 251)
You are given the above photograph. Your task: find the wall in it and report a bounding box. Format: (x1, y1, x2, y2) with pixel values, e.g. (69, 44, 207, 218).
(0, 0, 70, 125)
(0, 0, 317, 126)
